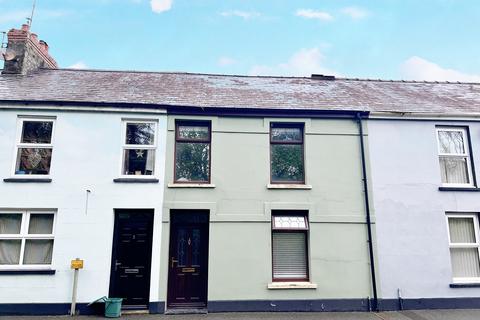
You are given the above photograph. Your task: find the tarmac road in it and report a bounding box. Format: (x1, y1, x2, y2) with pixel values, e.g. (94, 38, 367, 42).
(2, 310, 480, 320)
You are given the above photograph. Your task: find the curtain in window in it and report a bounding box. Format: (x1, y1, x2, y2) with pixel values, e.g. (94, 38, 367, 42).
(0, 214, 22, 234)
(449, 218, 476, 243)
(450, 248, 480, 278)
(0, 240, 21, 264)
(23, 239, 53, 264)
(28, 214, 54, 234)
(272, 232, 307, 279)
(440, 158, 469, 184)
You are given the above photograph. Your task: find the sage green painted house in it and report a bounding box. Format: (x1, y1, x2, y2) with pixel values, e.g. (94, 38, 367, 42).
(159, 112, 377, 312)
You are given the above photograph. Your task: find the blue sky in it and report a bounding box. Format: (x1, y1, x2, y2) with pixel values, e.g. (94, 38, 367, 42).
(1, 0, 480, 81)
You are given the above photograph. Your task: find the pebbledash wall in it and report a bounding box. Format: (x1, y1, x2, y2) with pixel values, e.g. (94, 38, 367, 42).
(0, 107, 167, 314)
(159, 114, 377, 312)
(368, 118, 480, 310)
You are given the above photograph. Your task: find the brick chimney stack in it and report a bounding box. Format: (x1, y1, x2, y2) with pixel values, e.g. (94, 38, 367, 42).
(2, 24, 57, 75)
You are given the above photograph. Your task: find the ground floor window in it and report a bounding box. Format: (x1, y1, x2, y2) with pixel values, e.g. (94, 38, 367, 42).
(0, 210, 55, 267)
(271, 211, 309, 281)
(447, 213, 480, 282)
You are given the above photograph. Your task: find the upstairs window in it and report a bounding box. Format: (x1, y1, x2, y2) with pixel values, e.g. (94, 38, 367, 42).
(447, 214, 480, 283)
(270, 123, 305, 184)
(174, 121, 211, 183)
(0, 211, 55, 267)
(122, 121, 156, 176)
(272, 211, 309, 281)
(15, 118, 54, 175)
(437, 127, 474, 186)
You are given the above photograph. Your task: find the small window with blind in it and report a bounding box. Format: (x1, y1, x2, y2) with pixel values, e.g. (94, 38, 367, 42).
(0, 211, 55, 268)
(272, 211, 309, 281)
(436, 127, 475, 187)
(447, 214, 480, 283)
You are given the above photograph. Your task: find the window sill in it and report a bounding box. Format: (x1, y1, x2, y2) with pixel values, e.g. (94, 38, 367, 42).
(267, 282, 317, 290)
(267, 184, 312, 190)
(113, 178, 159, 183)
(439, 187, 480, 192)
(3, 178, 52, 183)
(450, 283, 480, 288)
(0, 269, 55, 275)
(168, 183, 215, 188)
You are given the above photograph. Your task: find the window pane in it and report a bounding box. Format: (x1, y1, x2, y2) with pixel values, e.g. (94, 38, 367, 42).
(273, 232, 307, 279)
(28, 214, 54, 234)
(126, 123, 155, 145)
(15, 148, 52, 175)
(450, 248, 480, 278)
(177, 125, 209, 140)
(123, 149, 155, 175)
(273, 216, 308, 230)
(449, 218, 476, 243)
(23, 239, 53, 265)
(175, 142, 210, 182)
(271, 127, 302, 142)
(438, 130, 465, 154)
(0, 214, 22, 234)
(440, 157, 469, 184)
(271, 144, 304, 182)
(0, 240, 21, 264)
(21, 121, 53, 144)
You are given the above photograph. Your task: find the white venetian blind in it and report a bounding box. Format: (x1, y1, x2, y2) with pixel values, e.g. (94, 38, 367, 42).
(272, 232, 307, 279)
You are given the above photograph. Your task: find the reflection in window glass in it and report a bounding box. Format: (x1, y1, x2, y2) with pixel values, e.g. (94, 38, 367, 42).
(438, 131, 465, 154)
(123, 149, 155, 175)
(271, 144, 304, 182)
(126, 123, 155, 145)
(271, 127, 302, 142)
(175, 143, 210, 182)
(15, 148, 52, 175)
(21, 121, 53, 144)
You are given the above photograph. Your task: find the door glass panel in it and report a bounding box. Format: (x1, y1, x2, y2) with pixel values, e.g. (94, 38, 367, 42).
(177, 228, 188, 267)
(191, 228, 201, 266)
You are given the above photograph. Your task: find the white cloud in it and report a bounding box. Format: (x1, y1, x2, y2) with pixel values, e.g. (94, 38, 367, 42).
(217, 56, 237, 67)
(295, 9, 333, 22)
(67, 61, 88, 69)
(249, 47, 337, 77)
(341, 6, 369, 20)
(401, 56, 480, 82)
(220, 10, 261, 20)
(150, 0, 172, 13)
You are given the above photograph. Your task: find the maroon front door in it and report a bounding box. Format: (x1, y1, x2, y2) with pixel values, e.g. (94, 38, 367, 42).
(167, 211, 209, 309)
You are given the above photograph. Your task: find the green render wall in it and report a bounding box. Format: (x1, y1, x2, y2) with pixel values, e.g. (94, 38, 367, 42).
(160, 115, 375, 302)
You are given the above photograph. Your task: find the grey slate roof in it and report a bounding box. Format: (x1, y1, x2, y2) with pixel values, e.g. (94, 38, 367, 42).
(1, 68, 480, 114)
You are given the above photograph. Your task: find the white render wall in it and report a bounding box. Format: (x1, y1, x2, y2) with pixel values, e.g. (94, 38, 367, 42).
(368, 119, 480, 299)
(0, 107, 167, 304)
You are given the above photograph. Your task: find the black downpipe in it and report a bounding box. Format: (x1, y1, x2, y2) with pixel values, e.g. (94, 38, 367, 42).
(356, 112, 378, 312)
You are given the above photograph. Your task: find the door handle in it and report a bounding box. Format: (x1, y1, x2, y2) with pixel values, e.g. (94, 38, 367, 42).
(115, 260, 122, 271)
(171, 257, 178, 268)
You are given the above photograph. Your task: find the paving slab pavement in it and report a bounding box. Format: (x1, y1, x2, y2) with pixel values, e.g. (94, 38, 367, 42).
(2, 310, 480, 320)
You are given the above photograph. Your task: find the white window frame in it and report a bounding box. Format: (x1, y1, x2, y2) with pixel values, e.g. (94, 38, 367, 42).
(446, 213, 480, 283)
(0, 210, 56, 270)
(12, 117, 56, 178)
(436, 127, 474, 187)
(119, 120, 158, 178)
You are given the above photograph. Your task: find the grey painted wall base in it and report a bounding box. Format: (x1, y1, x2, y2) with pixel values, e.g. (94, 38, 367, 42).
(378, 298, 480, 311)
(207, 299, 371, 312)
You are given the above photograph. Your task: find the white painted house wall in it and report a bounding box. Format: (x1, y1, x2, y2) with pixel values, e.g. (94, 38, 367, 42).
(368, 119, 480, 300)
(0, 107, 167, 304)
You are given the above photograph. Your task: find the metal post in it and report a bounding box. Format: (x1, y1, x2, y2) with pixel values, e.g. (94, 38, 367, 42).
(71, 268, 79, 316)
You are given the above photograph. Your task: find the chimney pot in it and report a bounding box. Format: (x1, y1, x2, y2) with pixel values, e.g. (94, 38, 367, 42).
(39, 40, 49, 52)
(21, 24, 30, 32)
(30, 33, 38, 42)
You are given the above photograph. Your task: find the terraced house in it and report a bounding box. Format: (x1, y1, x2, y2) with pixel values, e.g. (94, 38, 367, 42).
(0, 24, 479, 315)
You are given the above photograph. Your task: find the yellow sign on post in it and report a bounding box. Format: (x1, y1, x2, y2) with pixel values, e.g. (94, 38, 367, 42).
(71, 258, 84, 270)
